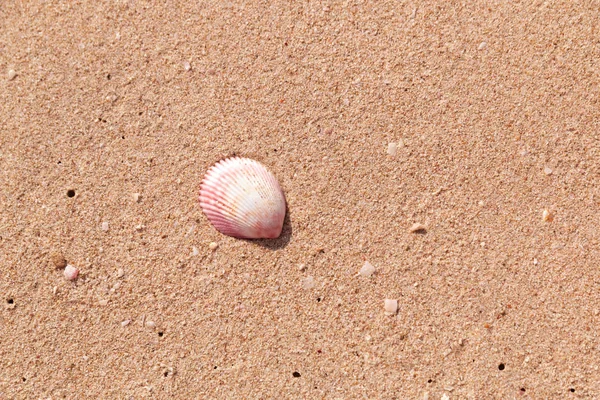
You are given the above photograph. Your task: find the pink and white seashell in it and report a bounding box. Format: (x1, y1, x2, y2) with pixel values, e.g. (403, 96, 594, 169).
(199, 157, 286, 239)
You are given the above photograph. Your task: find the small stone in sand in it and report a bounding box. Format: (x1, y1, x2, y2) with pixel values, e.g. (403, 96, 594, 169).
(409, 223, 426, 233)
(209, 242, 218, 251)
(441, 394, 450, 400)
(64, 264, 79, 281)
(146, 320, 156, 328)
(478, 41, 487, 50)
(359, 261, 376, 277)
(384, 299, 398, 315)
(302, 276, 315, 290)
(192, 246, 199, 256)
(542, 209, 553, 222)
(121, 320, 131, 327)
(298, 263, 306, 271)
(132, 192, 142, 202)
(51, 252, 67, 269)
(117, 268, 125, 278)
(387, 142, 398, 156)
(101, 221, 109, 231)
(184, 61, 191, 71)
(544, 166, 553, 175)
(7, 69, 17, 80)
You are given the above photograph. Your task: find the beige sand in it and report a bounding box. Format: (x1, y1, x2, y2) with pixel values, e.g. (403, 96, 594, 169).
(1, 1, 599, 398)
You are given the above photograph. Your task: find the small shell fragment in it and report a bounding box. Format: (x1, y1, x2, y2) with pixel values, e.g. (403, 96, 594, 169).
(146, 320, 156, 328)
(7, 69, 17, 80)
(387, 142, 398, 156)
(209, 242, 219, 251)
(359, 261, 376, 277)
(384, 299, 398, 315)
(121, 320, 131, 327)
(64, 265, 79, 281)
(409, 223, 426, 233)
(132, 193, 142, 202)
(543, 166, 553, 175)
(542, 209, 553, 222)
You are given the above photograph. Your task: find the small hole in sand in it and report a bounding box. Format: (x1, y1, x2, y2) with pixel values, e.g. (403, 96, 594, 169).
(67, 189, 75, 197)
(292, 371, 301, 378)
(498, 363, 505, 371)
(7, 299, 14, 304)
(158, 332, 164, 337)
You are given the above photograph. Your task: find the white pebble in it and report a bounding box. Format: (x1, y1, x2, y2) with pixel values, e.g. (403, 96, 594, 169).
(146, 320, 156, 328)
(192, 246, 199, 256)
(117, 268, 125, 278)
(302, 276, 315, 290)
(209, 242, 218, 250)
(544, 166, 553, 175)
(384, 299, 398, 315)
(441, 394, 450, 400)
(478, 41, 487, 50)
(132, 192, 141, 202)
(542, 209, 553, 222)
(101, 221, 109, 231)
(183, 61, 191, 71)
(298, 263, 306, 271)
(64, 264, 79, 281)
(387, 142, 398, 156)
(359, 261, 376, 277)
(7, 69, 17, 80)
(121, 320, 131, 327)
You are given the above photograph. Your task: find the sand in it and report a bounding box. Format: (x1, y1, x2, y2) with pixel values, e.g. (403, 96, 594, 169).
(1, 1, 599, 398)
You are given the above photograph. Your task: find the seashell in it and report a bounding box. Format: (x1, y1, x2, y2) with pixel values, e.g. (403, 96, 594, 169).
(199, 157, 286, 239)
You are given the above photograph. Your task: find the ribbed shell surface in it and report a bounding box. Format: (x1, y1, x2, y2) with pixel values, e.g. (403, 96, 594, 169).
(199, 158, 286, 239)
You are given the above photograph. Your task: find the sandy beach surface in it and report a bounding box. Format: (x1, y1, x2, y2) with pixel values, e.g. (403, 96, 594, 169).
(1, 1, 599, 398)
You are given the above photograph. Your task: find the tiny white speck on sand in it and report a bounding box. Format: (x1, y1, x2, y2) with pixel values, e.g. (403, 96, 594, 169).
(101, 221, 109, 231)
(64, 264, 79, 281)
(302, 276, 315, 290)
(384, 299, 398, 315)
(387, 142, 398, 156)
(359, 261, 376, 277)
